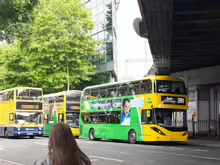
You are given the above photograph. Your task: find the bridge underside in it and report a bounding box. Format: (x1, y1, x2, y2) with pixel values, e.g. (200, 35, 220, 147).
(137, 0, 220, 74)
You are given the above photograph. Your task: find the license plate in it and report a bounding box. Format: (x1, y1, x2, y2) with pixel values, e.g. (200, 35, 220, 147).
(27, 133, 33, 135)
(170, 138, 177, 141)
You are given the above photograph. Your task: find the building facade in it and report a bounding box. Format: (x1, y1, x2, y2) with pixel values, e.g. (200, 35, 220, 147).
(83, 0, 118, 82)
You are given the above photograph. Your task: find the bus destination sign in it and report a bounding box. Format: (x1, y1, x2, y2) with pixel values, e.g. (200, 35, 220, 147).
(161, 96, 185, 105)
(16, 102, 43, 110)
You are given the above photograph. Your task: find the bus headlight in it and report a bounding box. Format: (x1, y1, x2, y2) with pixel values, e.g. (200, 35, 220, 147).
(182, 132, 188, 136)
(151, 127, 166, 136)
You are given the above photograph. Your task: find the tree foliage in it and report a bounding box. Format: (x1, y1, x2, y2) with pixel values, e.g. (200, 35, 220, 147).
(0, 0, 38, 42)
(0, 0, 100, 94)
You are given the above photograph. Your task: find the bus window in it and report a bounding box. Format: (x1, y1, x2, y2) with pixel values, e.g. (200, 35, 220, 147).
(140, 80, 152, 94)
(91, 89, 99, 100)
(97, 113, 106, 124)
(67, 93, 81, 102)
(16, 89, 42, 100)
(107, 85, 117, 98)
(90, 113, 98, 124)
(117, 84, 129, 97)
(141, 110, 153, 124)
(155, 80, 186, 95)
(8, 90, 14, 100)
(106, 112, 120, 124)
(82, 89, 90, 101)
(131, 81, 140, 95)
(99, 87, 107, 99)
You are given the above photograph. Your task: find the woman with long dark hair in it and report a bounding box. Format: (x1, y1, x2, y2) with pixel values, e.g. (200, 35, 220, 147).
(34, 122, 91, 165)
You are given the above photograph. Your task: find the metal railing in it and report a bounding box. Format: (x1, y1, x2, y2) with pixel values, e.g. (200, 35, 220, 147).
(188, 119, 220, 139)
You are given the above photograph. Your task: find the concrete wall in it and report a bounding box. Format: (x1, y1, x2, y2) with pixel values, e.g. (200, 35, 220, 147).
(171, 65, 220, 135)
(171, 65, 220, 86)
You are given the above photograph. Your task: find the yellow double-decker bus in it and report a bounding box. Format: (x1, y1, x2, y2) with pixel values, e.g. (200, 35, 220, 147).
(0, 87, 44, 138)
(43, 90, 81, 138)
(80, 75, 189, 143)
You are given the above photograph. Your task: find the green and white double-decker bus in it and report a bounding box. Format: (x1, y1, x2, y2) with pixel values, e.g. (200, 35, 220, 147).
(80, 75, 188, 144)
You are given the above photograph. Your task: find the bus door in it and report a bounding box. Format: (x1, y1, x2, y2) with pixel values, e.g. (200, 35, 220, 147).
(44, 113, 49, 124)
(58, 113, 64, 122)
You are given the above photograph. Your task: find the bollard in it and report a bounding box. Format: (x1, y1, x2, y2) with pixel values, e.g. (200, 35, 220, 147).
(192, 118, 195, 139)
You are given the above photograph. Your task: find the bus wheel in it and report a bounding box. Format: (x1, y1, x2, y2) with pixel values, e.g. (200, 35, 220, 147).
(29, 136, 35, 139)
(128, 130, 136, 144)
(89, 129, 95, 140)
(4, 128, 8, 138)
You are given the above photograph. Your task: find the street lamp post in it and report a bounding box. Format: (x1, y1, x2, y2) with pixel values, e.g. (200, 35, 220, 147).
(67, 59, 70, 91)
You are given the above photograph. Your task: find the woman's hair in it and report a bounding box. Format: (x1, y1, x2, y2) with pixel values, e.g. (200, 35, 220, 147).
(48, 122, 91, 165)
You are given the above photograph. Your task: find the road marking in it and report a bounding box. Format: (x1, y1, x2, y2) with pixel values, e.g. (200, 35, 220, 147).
(0, 159, 24, 165)
(34, 142, 47, 146)
(169, 147, 184, 150)
(0, 148, 3, 150)
(89, 155, 124, 162)
(90, 159, 99, 162)
(119, 151, 129, 155)
(193, 149, 209, 152)
(0, 146, 16, 149)
(146, 150, 220, 161)
(14, 145, 28, 148)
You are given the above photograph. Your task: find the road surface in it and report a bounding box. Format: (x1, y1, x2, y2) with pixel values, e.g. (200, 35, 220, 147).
(0, 137, 220, 165)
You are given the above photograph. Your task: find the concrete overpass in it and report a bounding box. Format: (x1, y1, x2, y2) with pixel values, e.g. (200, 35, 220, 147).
(134, 0, 220, 75)
(134, 0, 220, 138)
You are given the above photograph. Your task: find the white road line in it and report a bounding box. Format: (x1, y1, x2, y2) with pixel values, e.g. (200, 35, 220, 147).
(193, 149, 209, 152)
(34, 142, 47, 146)
(0, 159, 24, 165)
(14, 145, 28, 148)
(90, 159, 99, 162)
(169, 147, 184, 150)
(0, 148, 3, 150)
(147, 150, 220, 161)
(0, 146, 16, 149)
(89, 155, 124, 162)
(119, 152, 129, 155)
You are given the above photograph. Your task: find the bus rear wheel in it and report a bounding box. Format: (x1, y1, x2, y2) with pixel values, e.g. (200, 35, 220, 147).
(128, 130, 136, 144)
(89, 129, 95, 140)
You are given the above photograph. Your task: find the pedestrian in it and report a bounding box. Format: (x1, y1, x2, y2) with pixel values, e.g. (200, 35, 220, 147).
(33, 122, 91, 165)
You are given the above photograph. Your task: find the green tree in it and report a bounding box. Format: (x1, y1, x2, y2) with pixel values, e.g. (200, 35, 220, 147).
(24, 0, 100, 93)
(0, 41, 31, 89)
(0, 0, 38, 43)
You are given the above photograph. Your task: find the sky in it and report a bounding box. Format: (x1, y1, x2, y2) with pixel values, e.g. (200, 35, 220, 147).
(117, 0, 153, 81)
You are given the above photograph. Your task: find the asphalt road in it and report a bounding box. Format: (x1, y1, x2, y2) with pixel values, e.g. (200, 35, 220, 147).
(0, 137, 220, 165)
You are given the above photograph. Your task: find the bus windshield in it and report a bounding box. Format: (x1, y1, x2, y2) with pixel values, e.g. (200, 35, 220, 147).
(15, 112, 43, 125)
(16, 89, 42, 101)
(66, 93, 81, 102)
(155, 109, 187, 128)
(66, 111, 79, 128)
(155, 80, 186, 95)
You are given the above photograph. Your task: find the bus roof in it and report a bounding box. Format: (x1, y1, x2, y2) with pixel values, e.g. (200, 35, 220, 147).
(83, 75, 185, 91)
(0, 87, 42, 93)
(43, 90, 82, 98)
